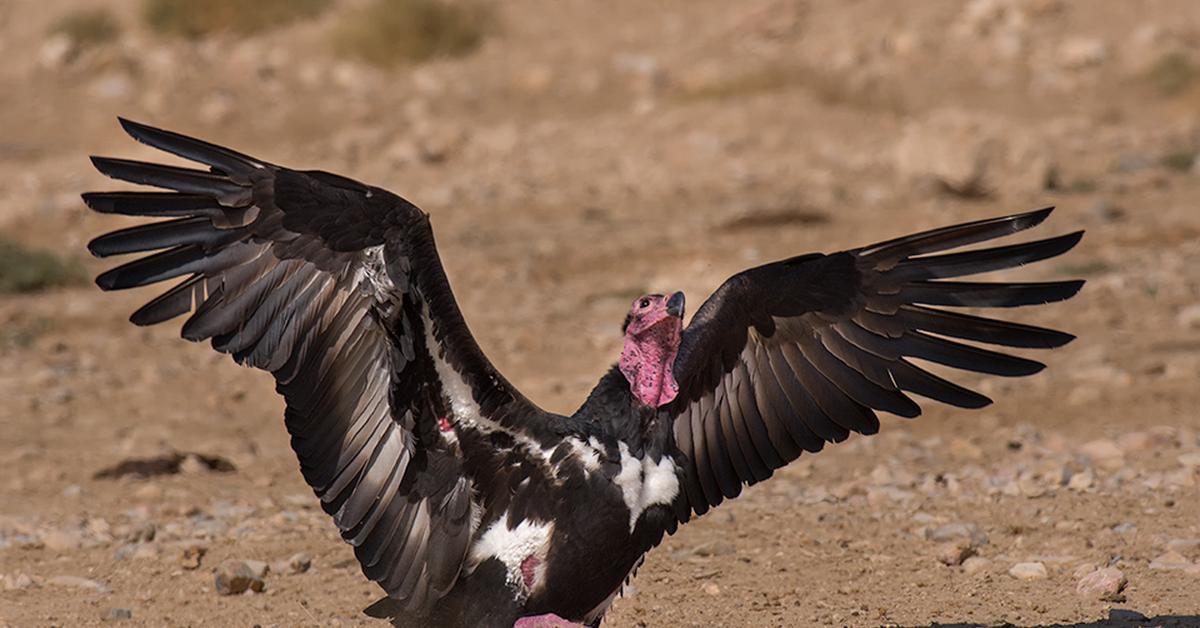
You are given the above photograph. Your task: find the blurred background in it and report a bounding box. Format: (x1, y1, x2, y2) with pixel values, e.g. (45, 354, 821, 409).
(1, 1, 1199, 626)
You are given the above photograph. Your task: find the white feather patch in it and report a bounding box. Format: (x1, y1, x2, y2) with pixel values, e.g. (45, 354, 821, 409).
(468, 517, 554, 593)
(567, 437, 602, 472)
(614, 442, 680, 531)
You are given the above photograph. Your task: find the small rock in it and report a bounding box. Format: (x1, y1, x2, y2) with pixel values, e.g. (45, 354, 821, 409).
(104, 607, 133, 621)
(48, 575, 109, 592)
(271, 552, 312, 575)
(1057, 37, 1108, 69)
(38, 34, 75, 70)
(179, 454, 209, 475)
(1117, 432, 1153, 452)
(1112, 522, 1137, 535)
(937, 542, 976, 566)
(123, 521, 156, 544)
(948, 438, 984, 461)
(1178, 305, 1200, 330)
(179, 544, 207, 570)
(1009, 562, 1048, 580)
(88, 73, 133, 101)
(1067, 468, 1095, 491)
(1166, 539, 1200, 557)
(1149, 550, 1193, 570)
(244, 560, 269, 579)
(114, 542, 158, 561)
(1080, 439, 1124, 469)
(1178, 452, 1200, 468)
(692, 540, 736, 557)
(2, 573, 35, 590)
(962, 556, 991, 574)
(926, 523, 989, 548)
(701, 582, 720, 596)
(1076, 567, 1126, 601)
(214, 559, 266, 595)
(132, 483, 163, 500)
(1072, 563, 1098, 578)
(42, 528, 84, 551)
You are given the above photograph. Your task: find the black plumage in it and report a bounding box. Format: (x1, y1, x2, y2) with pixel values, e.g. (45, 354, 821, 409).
(85, 119, 1083, 627)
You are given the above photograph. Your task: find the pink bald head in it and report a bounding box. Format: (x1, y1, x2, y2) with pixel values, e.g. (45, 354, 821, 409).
(619, 292, 685, 408)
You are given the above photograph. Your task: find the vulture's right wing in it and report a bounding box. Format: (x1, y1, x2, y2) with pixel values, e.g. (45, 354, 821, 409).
(84, 119, 547, 611)
(666, 208, 1083, 519)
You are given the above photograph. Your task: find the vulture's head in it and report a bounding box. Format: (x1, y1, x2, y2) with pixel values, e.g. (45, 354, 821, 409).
(619, 291, 685, 408)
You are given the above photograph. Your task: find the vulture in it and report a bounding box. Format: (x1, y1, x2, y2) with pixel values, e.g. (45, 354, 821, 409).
(84, 119, 1083, 627)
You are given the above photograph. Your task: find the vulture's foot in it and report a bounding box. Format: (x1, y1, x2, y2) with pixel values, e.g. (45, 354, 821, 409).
(513, 614, 581, 628)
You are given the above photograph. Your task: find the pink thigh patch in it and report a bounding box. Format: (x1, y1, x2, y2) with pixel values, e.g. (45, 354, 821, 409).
(520, 554, 541, 589)
(513, 613, 580, 628)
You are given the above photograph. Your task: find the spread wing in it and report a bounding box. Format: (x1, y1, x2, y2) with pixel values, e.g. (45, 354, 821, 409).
(666, 208, 1083, 518)
(84, 119, 546, 611)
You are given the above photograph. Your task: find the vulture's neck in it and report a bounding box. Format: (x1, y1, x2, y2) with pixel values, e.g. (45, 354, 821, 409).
(618, 329, 680, 408)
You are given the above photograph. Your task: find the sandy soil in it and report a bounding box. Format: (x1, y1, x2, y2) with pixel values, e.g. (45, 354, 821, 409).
(2, 1, 1200, 626)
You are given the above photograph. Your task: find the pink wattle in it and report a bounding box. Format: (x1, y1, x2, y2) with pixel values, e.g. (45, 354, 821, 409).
(619, 333, 680, 408)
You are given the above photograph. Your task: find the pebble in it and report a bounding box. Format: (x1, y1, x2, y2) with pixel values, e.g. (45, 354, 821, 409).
(1167, 539, 1200, 556)
(1057, 37, 1108, 69)
(701, 582, 721, 596)
(124, 522, 156, 543)
(103, 607, 133, 621)
(48, 575, 109, 592)
(962, 556, 991, 574)
(179, 544, 207, 570)
(1112, 522, 1137, 535)
(1177, 304, 1200, 330)
(1117, 432, 1153, 452)
(214, 559, 266, 595)
(1079, 439, 1124, 469)
(1149, 550, 1193, 570)
(1076, 567, 1126, 601)
(937, 542, 976, 567)
(1009, 562, 1048, 580)
(1067, 468, 1094, 491)
(2, 573, 35, 590)
(42, 528, 84, 551)
(926, 523, 989, 548)
(271, 552, 313, 575)
(1178, 452, 1200, 468)
(38, 34, 74, 70)
(244, 560, 270, 580)
(114, 542, 158, 561)
(692, 540, 736, 557)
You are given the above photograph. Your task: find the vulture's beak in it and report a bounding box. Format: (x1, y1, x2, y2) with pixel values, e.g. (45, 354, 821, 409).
(666, 291, 685, 319)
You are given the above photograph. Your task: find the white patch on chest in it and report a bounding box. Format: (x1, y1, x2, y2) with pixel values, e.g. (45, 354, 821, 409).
(614, 442, 680, 531)
(563, 437, 602, 472)
(468, 517, 554, 595)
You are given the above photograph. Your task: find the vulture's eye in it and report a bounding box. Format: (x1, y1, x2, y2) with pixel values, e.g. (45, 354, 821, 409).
(639, 298, 651, 309)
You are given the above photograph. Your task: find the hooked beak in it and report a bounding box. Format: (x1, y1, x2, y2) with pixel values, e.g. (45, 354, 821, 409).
(665, 291, 685, 319)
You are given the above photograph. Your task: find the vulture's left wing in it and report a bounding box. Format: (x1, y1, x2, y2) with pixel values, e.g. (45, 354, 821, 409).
(84, 119, 547, 611)
(665, 208, 1082, 519)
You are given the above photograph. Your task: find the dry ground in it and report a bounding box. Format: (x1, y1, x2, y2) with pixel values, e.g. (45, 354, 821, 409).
(2, 1, 1200, 626)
